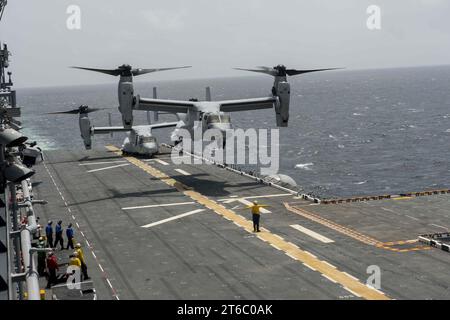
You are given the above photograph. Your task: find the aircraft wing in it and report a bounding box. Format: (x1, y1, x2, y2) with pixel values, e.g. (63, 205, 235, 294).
(92, 122, 178, 134)
(219, 97, 277, 112)
(92, 127, 131, 134)
(149, 122, 179, 130)
(136, 96, 196, 114)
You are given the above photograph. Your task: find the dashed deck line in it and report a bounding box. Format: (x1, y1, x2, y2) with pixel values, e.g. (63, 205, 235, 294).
(106, 145, 390, 300)
(43, 160, 120, 300)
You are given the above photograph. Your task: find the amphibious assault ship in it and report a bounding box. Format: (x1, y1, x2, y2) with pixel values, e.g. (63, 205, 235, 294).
(23, 143, 450, 300)
(3, 0, 450, 301)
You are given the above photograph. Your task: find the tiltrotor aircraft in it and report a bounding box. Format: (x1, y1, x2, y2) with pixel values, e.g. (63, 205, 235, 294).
(71, 64, 339, 148)
(47, 105, 178, 157)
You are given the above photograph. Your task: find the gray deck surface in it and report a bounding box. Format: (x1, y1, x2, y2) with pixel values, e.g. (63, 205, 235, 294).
(31, 147, 450, 300)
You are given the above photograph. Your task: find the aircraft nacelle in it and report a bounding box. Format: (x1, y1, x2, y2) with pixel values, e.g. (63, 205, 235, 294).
(79, 114, 92, 150)
(275, 81, 291, 127)
(118, 81, 134, 129)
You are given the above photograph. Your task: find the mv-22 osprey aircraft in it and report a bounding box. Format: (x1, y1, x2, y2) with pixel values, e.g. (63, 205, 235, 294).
(49, 65, 189, 156)
(70, 63, 339, 151)
(47, 105, 179, 156)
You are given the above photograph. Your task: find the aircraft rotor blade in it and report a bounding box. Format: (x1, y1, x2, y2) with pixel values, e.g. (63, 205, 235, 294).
(285, 67, 342, 76)
(233, 67, 277, 76)
(45, 107, 107, 115)
(256, 66, 275, 71)
(132, 66, 192, 76)
(70, 66, 121, 76)
(45, 109, 81, 115)
(85, 107, 107, 113)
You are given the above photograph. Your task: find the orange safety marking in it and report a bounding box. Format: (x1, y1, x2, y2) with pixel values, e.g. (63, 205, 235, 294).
(284, 203, 430, 253)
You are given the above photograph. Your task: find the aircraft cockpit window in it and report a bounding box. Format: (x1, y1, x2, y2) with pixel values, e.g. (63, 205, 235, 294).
(207, 114, 221, 123)
(221, 115, 231, 123)
(141, 136, 156, 143)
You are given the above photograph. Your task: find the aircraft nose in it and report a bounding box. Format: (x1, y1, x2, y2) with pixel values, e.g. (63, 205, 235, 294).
(208, 123, 231, 132)
(143, 142, 157, 152)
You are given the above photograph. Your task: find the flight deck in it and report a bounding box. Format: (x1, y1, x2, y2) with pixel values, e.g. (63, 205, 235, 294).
(32, 146, 450, 300)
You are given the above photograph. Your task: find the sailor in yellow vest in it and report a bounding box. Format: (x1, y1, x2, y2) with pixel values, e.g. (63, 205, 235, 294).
(75, 243, 90, 280)
(246, 201, 269, 232)
(69, 252, 81, 268)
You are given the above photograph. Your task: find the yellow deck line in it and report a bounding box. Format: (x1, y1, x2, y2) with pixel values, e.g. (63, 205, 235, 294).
(106, 145, 390, 300)
(285, 203, 429, 253)
(284, 203, 381, 246)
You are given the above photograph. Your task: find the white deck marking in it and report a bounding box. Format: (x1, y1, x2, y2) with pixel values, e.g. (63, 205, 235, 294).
(381, 207, 398, 214)
(79, 160, 127, 166)
(344, 287, 361, 297)
(286, 253, 298, 260)
(430, 223, 448, 230)
(321, 261, 337, 269)
(174, 168, 191, 176)
(270, 243, 281, 251)
(122, 201, 196, 210)
(288, 242, 299, 249)
(343, 272, 360, 281)
(238, 199, 271, 213)
(141, 209, 205, 228)
(290, 224, 335, 243)
(322, 274, 338, 283)
(304, 251, 317, 258)
(154, 159, 169, 166)
(222, 199, 236, 204)
(406, 215, 420, 221)
(303, 263, 316, 271)
(87, 163, 130, 173)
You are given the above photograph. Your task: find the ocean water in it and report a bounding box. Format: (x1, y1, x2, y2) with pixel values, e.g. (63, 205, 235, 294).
(17, 65, 450, 198)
